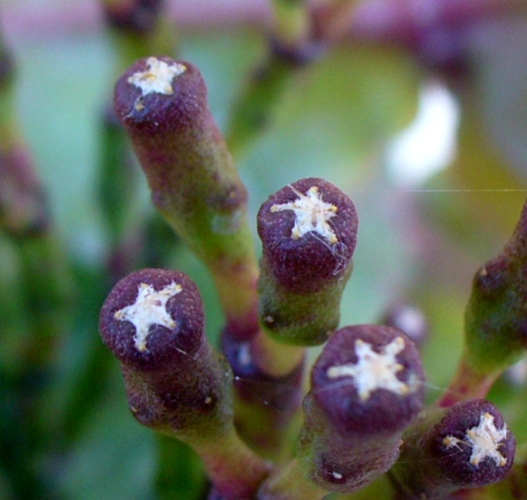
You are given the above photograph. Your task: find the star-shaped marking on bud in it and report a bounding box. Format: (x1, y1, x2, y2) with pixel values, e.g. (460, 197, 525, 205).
(114, 281, 182, 352)
(270, 185, 338, 244)
(326, 336, 417, 401)
(128, 57, 186, 97)
(443, 412, 508, 467)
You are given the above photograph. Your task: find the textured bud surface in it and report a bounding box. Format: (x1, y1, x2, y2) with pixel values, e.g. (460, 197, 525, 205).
(99, 268, 205, 371)
(326, 336, 416, 402)
(270, 185, 338, 244)
(443, 412, 508, 467)
(391, 399, 516, 497)
(432, 400, 515, 485)
(258, 177, 358, 292)
(113, 280, 182, 352)
(311, 324, 425, 435)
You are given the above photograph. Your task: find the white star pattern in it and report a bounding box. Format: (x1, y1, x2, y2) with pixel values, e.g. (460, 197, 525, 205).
(128, 57, 186, 97)
(326, 337, 416, 401)
(270, 185, 338, 244)
(114, 281, 182, 352)
(443, 412, 508, 467)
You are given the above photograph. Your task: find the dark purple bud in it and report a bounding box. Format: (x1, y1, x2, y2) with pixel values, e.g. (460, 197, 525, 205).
(99, 268, 269, 499)
(391, 399, 516, 498)
(309, 324, 425, 436)
(257, 177, 358, 345)
(221, 329, 305, 459)
(258, 177, 357, 293)
(100, 268, 205, 373)
(99, 268, 229, 432)
(292, 324, 425, 493)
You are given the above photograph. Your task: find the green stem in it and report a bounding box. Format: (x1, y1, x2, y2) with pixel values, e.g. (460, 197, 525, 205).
(257, 459, 329, 500)
(438, 356, 499, 408)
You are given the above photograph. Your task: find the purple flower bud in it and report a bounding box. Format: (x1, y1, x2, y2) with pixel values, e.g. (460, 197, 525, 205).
(258, 177, 357, 293)
(221, 330, 305, 459)
(391, 399, 516, 498)
(100, 268, 205, 373)
(99, 268, 270, 499)
(294, 325, 425, 493)
(310, 324, 425, 436)
(257, 177, 358, 345)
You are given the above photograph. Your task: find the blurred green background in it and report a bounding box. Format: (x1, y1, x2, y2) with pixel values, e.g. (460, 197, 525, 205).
(2, 1, 527, 498)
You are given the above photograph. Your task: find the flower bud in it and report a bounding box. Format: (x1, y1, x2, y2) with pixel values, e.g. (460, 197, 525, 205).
(442, 198, 527, 405)
(261, 324, 425, 496)
(391, 399, 516, 498)
(103, 0, 165, 34)
(99, 268, 270, 499)
(380, 302, 429, 347)
(465, 199, 527, 373)
(257, 177, 358, 345)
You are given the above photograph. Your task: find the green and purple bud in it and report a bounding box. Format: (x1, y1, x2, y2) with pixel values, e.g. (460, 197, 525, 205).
(390, 399, 516, 498)
(465, 198, 527, 369)
(113, 57, 260, 340)
(261, 324, 425, 496)
(99, 268, 269, 499)
(441, 198, 527, 405)
(257, 177, 358, 345)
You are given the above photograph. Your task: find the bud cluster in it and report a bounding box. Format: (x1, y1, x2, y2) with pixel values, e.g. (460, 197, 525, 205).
(95, 54, 523, 499)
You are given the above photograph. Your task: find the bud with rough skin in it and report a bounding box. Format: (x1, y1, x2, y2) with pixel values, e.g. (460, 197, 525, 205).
(259, 324, 425, 497)
(465, 199, 527, 371)
(441, 198, 527, 405)
(257, 177, 358, 345)
(390, 399, 516, 499)
(113, 57, 260, 341)
(99, 268, 269, 500)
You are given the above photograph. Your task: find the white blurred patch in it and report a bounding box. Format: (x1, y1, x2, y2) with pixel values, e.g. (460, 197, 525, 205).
(387, 81, 459, 186)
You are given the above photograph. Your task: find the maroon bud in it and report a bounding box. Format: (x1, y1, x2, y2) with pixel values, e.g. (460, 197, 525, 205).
(310, 324, 425, 436)
(391, 399, 516, 498)
(99, 268, 269, 499)
(99, 268, 228, 432)
(293, 324, 425, 493)
(100, 268, 205, 372)
(221, 329, 305, 458)
(257, 177, 358, 345)
(258, 177, 357, 293)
